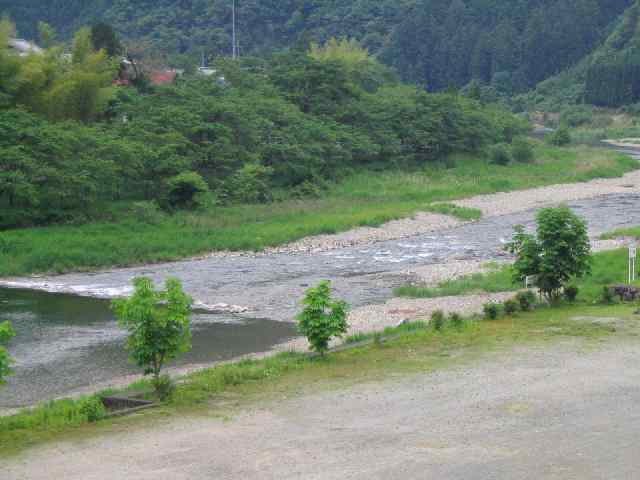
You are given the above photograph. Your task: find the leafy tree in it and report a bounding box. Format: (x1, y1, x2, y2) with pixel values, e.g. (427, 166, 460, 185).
(508, 207, 592, 302)
(549, 126, 572, 146)
(0, 321, 15, 386)
(112, 277, 192, 393)
(297, 281, 348, 356)
(165, 171, 211, 210)
(91, 22, 122, 57)
(511, 137, 535, 163)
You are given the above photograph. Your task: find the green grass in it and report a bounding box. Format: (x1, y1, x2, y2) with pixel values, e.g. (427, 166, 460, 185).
(397, 249, 640, 302)
(0, 303, 630, 458)
(0, 145, 635, 277)
(600, 226, 640, 240)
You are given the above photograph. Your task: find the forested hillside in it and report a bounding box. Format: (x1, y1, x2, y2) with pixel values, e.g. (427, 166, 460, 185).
(0, 20, 526, 229)
(1, 0, 633, 93)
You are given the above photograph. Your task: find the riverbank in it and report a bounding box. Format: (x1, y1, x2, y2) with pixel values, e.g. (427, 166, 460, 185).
(1, 303, 636, 461)
(0, 145, 634, 277)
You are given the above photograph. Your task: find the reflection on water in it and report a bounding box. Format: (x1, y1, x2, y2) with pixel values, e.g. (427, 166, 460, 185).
(0, 288, 297, 408)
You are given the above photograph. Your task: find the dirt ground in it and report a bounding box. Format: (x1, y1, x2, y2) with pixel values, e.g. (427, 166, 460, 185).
(4, 331, 640, 480)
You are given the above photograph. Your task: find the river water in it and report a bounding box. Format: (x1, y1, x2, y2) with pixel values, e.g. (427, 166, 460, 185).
(1, 189, 640, 408)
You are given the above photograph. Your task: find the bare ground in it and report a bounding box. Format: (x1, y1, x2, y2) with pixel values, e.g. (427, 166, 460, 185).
(4, 333, 640, 479)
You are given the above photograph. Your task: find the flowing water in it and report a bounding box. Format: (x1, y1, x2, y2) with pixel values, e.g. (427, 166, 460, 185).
(1, 174, 640, 408)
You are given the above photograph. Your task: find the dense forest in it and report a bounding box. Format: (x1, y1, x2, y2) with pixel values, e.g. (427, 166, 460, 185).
(1, 0, 634, 94)
(0, 20, 526, 229)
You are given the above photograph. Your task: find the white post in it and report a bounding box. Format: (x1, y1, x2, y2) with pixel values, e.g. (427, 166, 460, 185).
(630, 246, 637, 284)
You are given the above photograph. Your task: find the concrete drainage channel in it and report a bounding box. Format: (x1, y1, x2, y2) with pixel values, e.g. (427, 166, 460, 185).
(101, 392, 157, 418)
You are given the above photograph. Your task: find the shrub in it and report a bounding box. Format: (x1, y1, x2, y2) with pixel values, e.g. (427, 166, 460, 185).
(112, 278, 192, 396)
(564, 285, 579, 303)
(431, 310, 446, 331)
(449, 312, 464, 329)
(516, 291, 537, 311)
(0, 321, 15, 386)
(228, 163, 274, 203)
(78, 396, 106, 423)
(510, 137, 535, 163)
(483, 303, 500, 320)
(165, 171, 211, 211)
(489, 143, 512, 165)
(297, 281, 349, 356)
(548, 126, 571, 146)
(152, 374, 176, 402)
(503, 299, 519, 316)
(507, 207, 592, 302)
(600, 286, 616, 305)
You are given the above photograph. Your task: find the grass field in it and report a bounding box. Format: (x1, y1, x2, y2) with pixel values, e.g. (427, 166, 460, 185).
(396, 247, 640, 302)
(0, 302, 631, 458)
(0, 144, 635, 277)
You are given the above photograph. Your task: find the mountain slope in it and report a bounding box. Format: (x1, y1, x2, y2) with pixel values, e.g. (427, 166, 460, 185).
(1, 0, 633, 95)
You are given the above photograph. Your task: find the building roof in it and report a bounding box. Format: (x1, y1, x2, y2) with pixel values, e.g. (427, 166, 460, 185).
(8, 38, 43, 56)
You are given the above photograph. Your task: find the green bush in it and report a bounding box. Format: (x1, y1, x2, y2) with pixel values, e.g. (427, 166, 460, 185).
(78, 396, 106, 423)
(152, 374, 176, 402)
(548, 126, 571, 146)
(165, 172, 211, 211)
(228, 163, 274, 204)
(516, 291, 537, 311)
(449, 312, 464, 329)
(600, 286, 616, 305)
(297, 281, 349, 356)
(503, 299, 519, 316)
(510, 137, 535, 163)
(489, 144, 512, 165)
(431, 310, 446, 331)
(564, 285, 579, 303)
(0, 321, 15, 386)
(483, 303, 500, 320)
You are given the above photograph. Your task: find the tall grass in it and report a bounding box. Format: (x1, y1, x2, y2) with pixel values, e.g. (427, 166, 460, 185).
(0, 145, 635, 276)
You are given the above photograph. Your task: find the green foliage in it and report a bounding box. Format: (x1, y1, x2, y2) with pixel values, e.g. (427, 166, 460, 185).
(516, 291, 537, 311)
(0, 321, 15, 385)
(77, 395, 107, 422)
(548, 127, 572, 146)
(508, 207, 592, 302)
(489, 144, 512, 165)
(483, 303, 500, 320)
(503, 299, 519, 316)
(449, 312, 464, 329)
(152, 374, 176, 402)
(0, 145, 632, 276)
(431, 310, 446, 331)
(564, 285, 580, 302)
(112, 277, 192, 386)
(600, 286, 616, 304)
(90, 22, 122, 57)
(297, 281, 349, 356)
(166, 172, 210, 211)
(510, 137, 535, 163)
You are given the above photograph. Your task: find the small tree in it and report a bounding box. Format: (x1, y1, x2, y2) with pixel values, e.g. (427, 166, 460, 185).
(508, 207, 592, 302)
(297, 281, 348, 356)
(548, 126, 571, 146)
(113, 278, 192, 395)
(165, 171, 211, 210)
(0, 321, 15, 386)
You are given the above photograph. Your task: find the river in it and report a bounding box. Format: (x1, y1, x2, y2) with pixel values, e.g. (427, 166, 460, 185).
(1, 176, 640, 409)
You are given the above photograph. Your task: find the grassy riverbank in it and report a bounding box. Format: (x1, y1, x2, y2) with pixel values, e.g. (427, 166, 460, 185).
(0, 145, 635, 277)
(396, 247, 640, 302)
(0, 303, 631, 458)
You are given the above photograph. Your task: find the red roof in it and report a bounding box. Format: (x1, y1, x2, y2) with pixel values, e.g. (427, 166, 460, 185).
(150, 71, 177, 85)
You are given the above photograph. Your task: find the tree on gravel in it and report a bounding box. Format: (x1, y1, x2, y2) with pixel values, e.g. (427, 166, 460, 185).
(0, 321, 15, 386)
(113, 277, 192, 399)
(297, 281, 349, 356)
(508, 206, 592, 302)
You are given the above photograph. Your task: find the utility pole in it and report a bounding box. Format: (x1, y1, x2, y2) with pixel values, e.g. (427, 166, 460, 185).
(232, 0, 238, 60)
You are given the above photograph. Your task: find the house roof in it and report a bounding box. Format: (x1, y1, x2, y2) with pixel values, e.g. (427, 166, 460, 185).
(8, 38, 43, 56)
